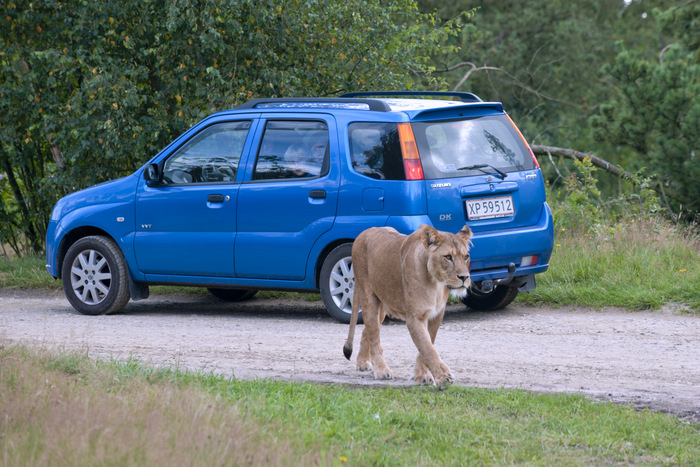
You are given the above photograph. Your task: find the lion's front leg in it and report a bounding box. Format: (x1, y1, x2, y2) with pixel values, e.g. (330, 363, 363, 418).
(406, 313, 452, 389)
(412, 355, 434, 386)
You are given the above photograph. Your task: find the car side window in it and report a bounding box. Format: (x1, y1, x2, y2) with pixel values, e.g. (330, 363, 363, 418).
(253, 121, 329, 181)
(162, 121, 251, 184)
(348, 122, 405, 180)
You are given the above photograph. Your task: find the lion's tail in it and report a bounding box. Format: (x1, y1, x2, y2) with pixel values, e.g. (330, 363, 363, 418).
(343, 298, 360, 360)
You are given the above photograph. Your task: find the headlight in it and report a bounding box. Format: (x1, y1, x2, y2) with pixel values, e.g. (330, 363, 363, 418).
(50, 200, 65, 221)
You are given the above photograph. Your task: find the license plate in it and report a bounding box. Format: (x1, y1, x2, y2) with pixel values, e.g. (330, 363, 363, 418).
(466, 196, 515, 220)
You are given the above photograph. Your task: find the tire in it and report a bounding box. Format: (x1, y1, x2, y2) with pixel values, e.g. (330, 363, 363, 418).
(461, 284, 519, 311)
(61, 236, 131, 315)
(319, 243, 362, 324)
(207, 288, 258, 302)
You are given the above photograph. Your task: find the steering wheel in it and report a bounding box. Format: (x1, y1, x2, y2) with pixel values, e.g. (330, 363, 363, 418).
(203, 157, 236, 182)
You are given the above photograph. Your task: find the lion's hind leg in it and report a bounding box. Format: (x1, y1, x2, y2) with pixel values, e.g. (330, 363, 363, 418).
(356, 295, 393, 379)
(356, 331, 373, 373)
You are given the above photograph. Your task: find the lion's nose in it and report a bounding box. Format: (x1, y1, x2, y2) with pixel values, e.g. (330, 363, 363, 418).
(458, 275, 469, 283)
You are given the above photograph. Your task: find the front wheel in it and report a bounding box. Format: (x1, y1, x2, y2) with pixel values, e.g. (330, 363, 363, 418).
(61, 236, 131, 315)
(460, 284, 519, 311)
(319, 243, 362, 324)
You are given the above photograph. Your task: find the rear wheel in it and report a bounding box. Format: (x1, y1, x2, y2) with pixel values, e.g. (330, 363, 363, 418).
(319, 243, 362, 324)
(461, 284, 519, 311)
(61, 236, 131, 315)
(207, 288, 258, 302)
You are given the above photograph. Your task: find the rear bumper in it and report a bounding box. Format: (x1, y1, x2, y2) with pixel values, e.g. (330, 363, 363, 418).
(468, 204, 553, 283)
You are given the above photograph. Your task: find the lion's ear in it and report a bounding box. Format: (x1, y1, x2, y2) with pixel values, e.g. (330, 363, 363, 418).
(419, 224, 443, 250)
(457, 225, 473, 243)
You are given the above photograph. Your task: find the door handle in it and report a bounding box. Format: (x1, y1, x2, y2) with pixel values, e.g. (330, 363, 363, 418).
(309, 190, 326, 199)
(207, 194, 225, 203)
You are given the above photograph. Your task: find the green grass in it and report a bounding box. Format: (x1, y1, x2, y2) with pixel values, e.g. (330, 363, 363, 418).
(518, 220, 700, 312)
(0, 254, 58, 289)
(2, 344, 698, 466)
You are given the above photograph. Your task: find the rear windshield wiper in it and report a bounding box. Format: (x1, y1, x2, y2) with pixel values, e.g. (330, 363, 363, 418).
(457, 164, 507, 180)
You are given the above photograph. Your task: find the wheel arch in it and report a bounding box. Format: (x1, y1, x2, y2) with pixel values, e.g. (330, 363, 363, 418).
(55, 226, 114, 280)
(314, 238, 354, 289)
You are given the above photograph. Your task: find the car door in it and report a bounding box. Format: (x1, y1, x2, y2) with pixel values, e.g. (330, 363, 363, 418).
(235, 116, 339, 280)
(134, 119, 257, 277)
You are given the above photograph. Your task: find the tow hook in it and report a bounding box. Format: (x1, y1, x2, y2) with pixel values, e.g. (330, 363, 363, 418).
(474, 262, 516, 293)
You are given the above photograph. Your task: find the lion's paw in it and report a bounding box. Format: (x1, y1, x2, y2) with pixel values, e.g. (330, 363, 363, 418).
(416, 375, 435, 386)
(373, 367, 394, 380)
(435, 373, 454, 390)
(412, 368, 435, 386)
(357, 360, 373, 372)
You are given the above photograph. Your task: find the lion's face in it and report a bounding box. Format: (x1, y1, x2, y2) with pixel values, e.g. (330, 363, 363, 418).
(424, 226, 472, 298)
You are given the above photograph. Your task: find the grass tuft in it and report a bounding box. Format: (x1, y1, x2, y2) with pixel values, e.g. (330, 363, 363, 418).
(0, 255, 59, 290)
(0, 344, 321, 466)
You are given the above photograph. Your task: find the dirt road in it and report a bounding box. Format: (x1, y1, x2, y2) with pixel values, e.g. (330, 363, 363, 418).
(1, 290, 698, 422)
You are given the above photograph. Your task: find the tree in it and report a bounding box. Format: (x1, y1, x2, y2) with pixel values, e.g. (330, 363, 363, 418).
(417, 0, 697, 210)
(1, 0, 462, 254)
(416, 0, 672, 141)
(590, 2, 700, 213)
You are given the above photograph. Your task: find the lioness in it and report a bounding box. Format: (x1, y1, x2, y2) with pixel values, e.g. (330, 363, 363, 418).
(343, 224, 472, 389)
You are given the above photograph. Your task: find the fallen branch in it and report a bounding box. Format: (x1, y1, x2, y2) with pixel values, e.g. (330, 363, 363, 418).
(531, 144, 689, 205)
(531, 145, 633, 179)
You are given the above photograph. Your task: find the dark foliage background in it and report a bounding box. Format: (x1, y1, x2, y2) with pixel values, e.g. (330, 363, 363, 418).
(1, 0, 698, 255)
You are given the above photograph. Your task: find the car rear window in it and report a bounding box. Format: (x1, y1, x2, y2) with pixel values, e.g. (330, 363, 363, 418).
(412, 115, 536, 180)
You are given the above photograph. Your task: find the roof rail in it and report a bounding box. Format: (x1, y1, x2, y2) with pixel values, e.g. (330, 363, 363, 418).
(341, 91, 482, 103)
(237, 97, 391, 112)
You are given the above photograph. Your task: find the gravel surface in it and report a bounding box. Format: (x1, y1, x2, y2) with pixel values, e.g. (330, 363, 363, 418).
(2, 289, 698, 422)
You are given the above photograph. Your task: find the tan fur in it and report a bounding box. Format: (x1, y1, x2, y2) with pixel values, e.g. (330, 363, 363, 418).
(343, 224, 472, 389)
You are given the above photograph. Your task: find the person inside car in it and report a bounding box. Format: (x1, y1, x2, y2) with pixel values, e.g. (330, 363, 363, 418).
(284, 144, 318, 178)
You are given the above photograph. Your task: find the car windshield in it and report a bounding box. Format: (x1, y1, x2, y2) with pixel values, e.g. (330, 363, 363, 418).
(412, 115, 535, 180)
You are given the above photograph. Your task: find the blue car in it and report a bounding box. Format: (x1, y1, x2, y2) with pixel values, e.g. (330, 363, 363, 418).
(46, 91, 553, 322)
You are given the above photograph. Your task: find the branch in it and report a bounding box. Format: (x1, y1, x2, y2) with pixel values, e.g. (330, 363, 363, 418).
(413, 61, 568, 105)
(419, 61, 503, 74)
(531, 145, 632, 179)
(531, 144, 690, 205)
(450, 62, 505, 93)
(452, 62, 570, 105)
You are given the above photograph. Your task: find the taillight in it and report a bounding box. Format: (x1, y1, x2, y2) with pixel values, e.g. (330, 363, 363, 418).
(521, 255, 539, 267)
(506, 114, 540, 169)
(397, 123, 424, 180)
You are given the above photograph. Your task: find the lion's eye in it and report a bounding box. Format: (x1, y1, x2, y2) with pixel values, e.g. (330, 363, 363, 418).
(445, 255, 453, 262)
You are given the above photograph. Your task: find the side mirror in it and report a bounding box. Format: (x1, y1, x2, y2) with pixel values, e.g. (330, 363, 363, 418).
(144, 164, 160, 186)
